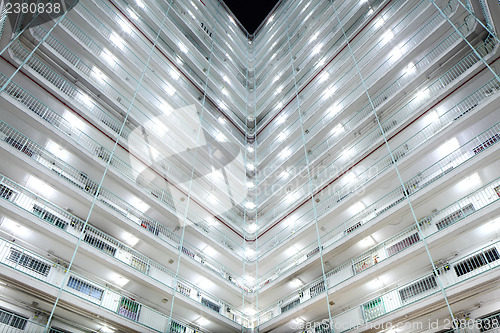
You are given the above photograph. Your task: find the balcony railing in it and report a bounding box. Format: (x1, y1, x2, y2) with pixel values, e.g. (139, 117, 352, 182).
(256, 122, 500, 287)
(257, 180, 500, 325)
(0, 173, 249, 326)
(0, 237, 213, 332)
(256, 16, 481, 211)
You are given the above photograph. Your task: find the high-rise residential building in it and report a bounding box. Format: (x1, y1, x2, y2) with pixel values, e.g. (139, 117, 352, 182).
(0, 0, 500, 332)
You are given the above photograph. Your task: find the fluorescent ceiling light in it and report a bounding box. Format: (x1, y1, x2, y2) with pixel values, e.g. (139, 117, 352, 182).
(223, 75, 230, 83)
(204, 245, 217, 256)
(312, 44, 322, 55)
(136, 0, 145, 8)
(350, 201, 366, 214)
(122, 232, 139, 247)
(179, 43, 188, 53)
(382, 30, 394, 44)
(1, 218, 32, 238)
(197, 317, 210, 326)
(391, 47, 402, 61)
(246, 181, 255, 188)
(245, 307, 256, 315)
(100, 326, 114, 333)
(406, 62, 416, 74)
(245, 248, 255, 258)
(127, 8, 138, 20)
(101, 49, 116, 65)
(281, 148, 291, 158)
(247, 146, 254, 153)
(78, 91, 93, 107)
(119, 20, 132, 34)
(416, 88, 429, 100)
(130, 197, 150, 213)
(344, 171, 356, 183)
(215, 132, 226, 142)
(276, 114, 286, 124)
(27, 175, 56, 197)
(64, 110, 86, 131)
(247, 163, 255, 171)
(110, 32, 125, 49)
(375, 18, 384, 29)
(111, 274, 129, 287)
(164, 84, 175, 96)
(320, 72, 329, 82)
(245, 201, 256, 209)
(207, 193, 217, 203)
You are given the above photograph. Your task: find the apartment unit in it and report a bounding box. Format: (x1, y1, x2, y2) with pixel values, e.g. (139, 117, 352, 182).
(0, 0, 500, 331)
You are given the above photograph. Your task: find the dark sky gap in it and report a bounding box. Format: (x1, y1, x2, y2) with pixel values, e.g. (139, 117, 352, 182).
(223, 0, 280, 34)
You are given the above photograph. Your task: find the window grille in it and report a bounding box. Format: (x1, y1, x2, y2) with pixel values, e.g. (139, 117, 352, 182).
(0, 307, 28, 330)
(454, 247, 500, 277)
(7, 248, 51, 276)
(67, 276, 104, 300)
(399, 275, 438, 303)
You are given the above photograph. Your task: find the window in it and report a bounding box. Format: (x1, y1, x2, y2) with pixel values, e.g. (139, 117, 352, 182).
(345, 222, 362, 234)
(83, 233, 117, 256)
(454, 247, 500, 277)
(118, 297, 140, 320)
(399, 275, 438, 303)
(0, 184, 15, 200)
(169, 320, 186, 333)
(478, 311, 500, 332)
(67, 276, 104, 300)
(131, 256, 149, 273)
(49, 327, 72, 333)
(32, 205, 68, 229)
(176, 282, 191, 297)
(0, 308, 28, 330)
(5, 137, 34, 157)
(7, 248, 51, 276)
(201, 297, 220, 312)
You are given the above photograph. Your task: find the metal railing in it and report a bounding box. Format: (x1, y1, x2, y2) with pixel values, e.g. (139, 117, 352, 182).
(0, 237, 212, 332)
(0, 71, 247, 239)
(0, 173, 249, 327)
(0, 120, 251, 289)
(256, 73, 500, 254)
(257, 180, 500, 325)
(256, 122, 500, 286)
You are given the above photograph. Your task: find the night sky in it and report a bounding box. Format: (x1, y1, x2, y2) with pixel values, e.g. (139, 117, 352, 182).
(223, 0, 280, 34)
